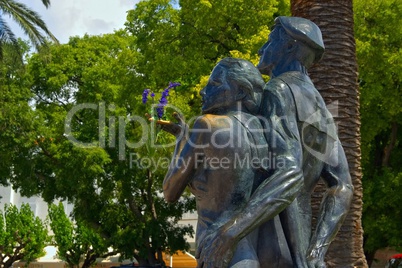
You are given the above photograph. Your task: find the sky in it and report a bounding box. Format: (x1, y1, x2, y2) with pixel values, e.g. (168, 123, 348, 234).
(7, 0, 140, 44)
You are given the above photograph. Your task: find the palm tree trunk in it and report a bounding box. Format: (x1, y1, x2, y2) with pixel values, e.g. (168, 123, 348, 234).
(290, 0, 367, 267)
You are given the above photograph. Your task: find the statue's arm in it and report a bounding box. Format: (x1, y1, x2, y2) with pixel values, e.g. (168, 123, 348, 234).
(223, 157, 303, 240)
(307, 142, 354, 263)
(163, 117, 206, 203)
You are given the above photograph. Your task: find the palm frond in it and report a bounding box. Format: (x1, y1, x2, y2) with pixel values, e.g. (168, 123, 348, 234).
(0, 0, 58, 50)
(41, 0, 51, 8)
(0, 15, 20, 59)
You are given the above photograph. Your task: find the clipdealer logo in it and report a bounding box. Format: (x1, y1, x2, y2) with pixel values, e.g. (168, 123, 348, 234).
(64, 101, 341, 165)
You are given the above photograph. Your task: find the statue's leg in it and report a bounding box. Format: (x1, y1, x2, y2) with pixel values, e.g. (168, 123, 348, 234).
(280, 144, 324, 268)
(229, 230, 260, 268)
(257, 216, 293, 268)
(230, 259, 260, 268)
(280, 195, 311, 268)
(229, 229, 260, 268)
(307, 139, 353, 262)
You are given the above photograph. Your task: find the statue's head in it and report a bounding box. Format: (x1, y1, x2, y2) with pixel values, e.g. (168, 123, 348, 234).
(257, 16, 325, 76)
(200, 58, 264, 114)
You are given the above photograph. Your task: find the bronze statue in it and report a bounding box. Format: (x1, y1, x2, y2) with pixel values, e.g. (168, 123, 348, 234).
(161, 16, 354, 268)
(196, 17, 354, 267)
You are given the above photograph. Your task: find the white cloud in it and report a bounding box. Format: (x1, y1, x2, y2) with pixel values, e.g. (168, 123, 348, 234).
(10, 0, 139, 43)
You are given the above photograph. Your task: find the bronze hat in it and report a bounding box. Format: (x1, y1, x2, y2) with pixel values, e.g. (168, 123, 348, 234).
(275, 16, 325, 63)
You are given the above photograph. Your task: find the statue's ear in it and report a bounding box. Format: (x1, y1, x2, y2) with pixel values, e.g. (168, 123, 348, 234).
(236, 88, 247, 100)
(287, 40, 297, 53)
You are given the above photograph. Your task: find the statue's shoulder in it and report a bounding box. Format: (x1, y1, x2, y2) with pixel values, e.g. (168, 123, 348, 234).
(232, 111, 262, 128)
(262, 76, 294, 113)
(265, 77, 289, 94)
(276, 71, 317, 96)
(274, 71, 319, 109)
(192, 115, 210, 128)
(277, 72, 338, 138)
(195, 114, 231, 128)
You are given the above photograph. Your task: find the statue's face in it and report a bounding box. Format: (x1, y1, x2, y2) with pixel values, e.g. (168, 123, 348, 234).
(200, 64, 235, 114)
(257, 25, 288, 76)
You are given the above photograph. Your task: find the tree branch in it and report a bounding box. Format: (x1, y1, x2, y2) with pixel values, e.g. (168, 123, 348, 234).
(382, 122, 398, 167)
(127, 194, 145, 223)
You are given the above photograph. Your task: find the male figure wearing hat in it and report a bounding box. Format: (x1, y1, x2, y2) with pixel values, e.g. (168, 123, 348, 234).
(196, 17, 354, 268)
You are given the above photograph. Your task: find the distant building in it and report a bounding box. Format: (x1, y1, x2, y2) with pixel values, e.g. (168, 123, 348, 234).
(0, 185, 74, 219)
(179, 211, 198, 253)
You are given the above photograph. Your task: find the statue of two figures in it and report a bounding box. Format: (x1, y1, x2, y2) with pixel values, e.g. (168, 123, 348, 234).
(159, 16, 354, 268)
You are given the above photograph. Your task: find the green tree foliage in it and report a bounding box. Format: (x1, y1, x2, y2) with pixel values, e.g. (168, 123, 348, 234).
(0, 40, 37, 187)
(48, 203, 117, 268)
(125, 0, 288, 88)
(0, 0, 58, 59)
(5, 0, 290, 265)
(354, 0, 402, 262)
(0, 203, 48, 268)
(21, 31, 195, 265)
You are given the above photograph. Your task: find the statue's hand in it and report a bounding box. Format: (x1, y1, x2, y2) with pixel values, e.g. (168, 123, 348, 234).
(147, 112, 187, 138)
(307, 248, 327, 268)
(195, 227, 236, 268)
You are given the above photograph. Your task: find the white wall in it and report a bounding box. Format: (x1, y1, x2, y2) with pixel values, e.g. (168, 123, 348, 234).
(0, 185, 73, 220)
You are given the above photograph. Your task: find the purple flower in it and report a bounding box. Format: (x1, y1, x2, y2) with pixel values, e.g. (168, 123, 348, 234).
(142, 89, 150, 104)
(156, 105, 164, 119)
(141, 82, 181, 119)
(160, 88, 169, 105)
(168, 81, 181, 89)
(156, 87, 170, 119)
